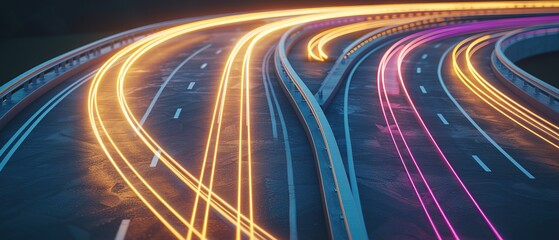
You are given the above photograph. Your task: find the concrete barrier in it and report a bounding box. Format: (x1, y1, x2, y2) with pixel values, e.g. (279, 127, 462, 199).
(274, 23, 368, 240)
(491, 24, 559, 119)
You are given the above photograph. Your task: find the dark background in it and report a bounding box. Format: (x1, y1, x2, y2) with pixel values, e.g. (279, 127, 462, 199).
(0, 0, 547, 84)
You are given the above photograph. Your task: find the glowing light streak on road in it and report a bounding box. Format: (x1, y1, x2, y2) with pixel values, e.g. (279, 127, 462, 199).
(115, 29, 274, 240)
(93, 15, 289, 239)
(88, 47, 205, 239)
(467, 34, 559, 136)
(396, 27, 509, 240)
(379, 44, 451, 240)
(307, 19, 411, 61)
(456, 34, 559, 148)
(85, 2, 559, 238)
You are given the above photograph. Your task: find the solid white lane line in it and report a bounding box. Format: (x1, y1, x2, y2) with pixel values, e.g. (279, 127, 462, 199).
(265, 50, 297, 239)
(200, 63, 208, 69)
(0, 71, 94, 172)
(173, 108, 182, 119)
(139, 44, 211, 126)
(262, 48, 278, 139)
(416, 67, 421, 74)
(437, 113, 449, 125)
(342, 43, 390, 214)
(437, 42, 534, 179)
(422, 53, 428, 59)
(472, 155, 491, 172)
(150, 149, 162, 167)
(420, 86, 427, 94)
(215, 49, 222, 54)
(114, 219, 131, 240)
(187, 82, 196, 90)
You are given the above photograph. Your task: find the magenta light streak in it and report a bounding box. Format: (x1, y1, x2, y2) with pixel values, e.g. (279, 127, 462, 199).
(377, 48, 443, 239)
(378, 44, 457, 239)
(397, 29, 502, 240)
(397, 30, 490, 239)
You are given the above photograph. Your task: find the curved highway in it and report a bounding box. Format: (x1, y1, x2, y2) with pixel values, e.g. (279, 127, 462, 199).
(1, 2, 559, 239)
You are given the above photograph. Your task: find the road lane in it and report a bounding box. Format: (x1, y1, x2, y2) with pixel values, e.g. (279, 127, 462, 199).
(404, 37, 559, 239)
(138, 44, 211, 126)
(436, 41, 535, 179)
(0, 30, 224, 239)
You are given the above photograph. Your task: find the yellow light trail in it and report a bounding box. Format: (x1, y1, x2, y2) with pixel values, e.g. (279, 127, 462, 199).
(97, 20, 280, 239)
(222, 11, 427, 239)
(88, 53, 206, 239)
(109, 7, 371, 239)
(86, 2, 559, 239)
(466, 36, 559, 136)
(452, 34, 559, 149)
(115, 31, 274, 240)
(307, 19, 413, 61)
(463, 35, 559, 146)
(304, 5, 554, 62)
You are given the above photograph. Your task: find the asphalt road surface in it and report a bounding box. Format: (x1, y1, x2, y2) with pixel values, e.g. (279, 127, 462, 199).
(1, 3, 559, 239)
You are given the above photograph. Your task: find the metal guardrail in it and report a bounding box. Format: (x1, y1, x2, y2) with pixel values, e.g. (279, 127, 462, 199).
(274, 23, 368, 240)
(0, 34, 136, 102)
(492, 24, 559, 112)
(1, 23, 166, 101)
(0, 13, 236, 128)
